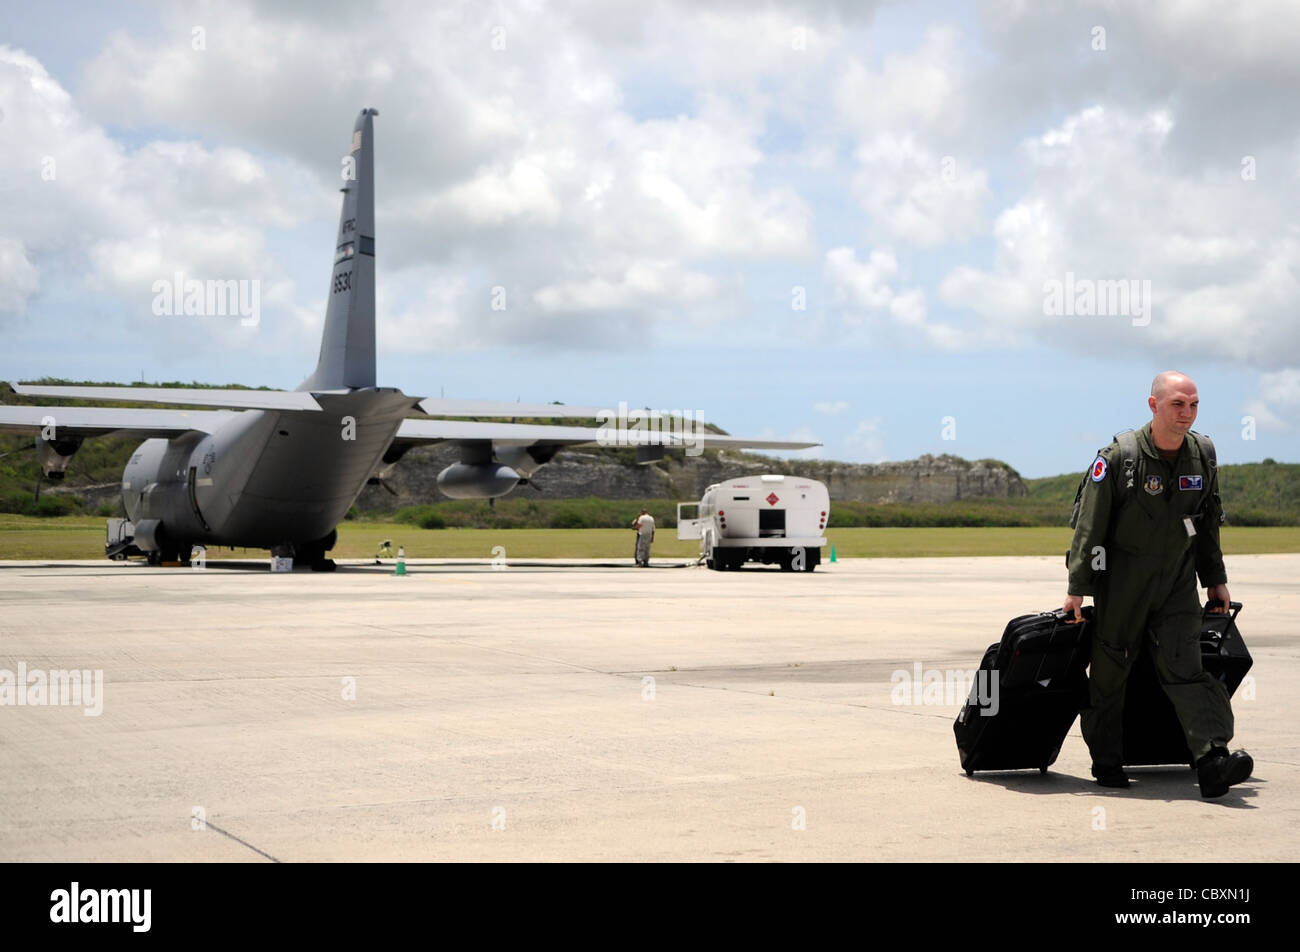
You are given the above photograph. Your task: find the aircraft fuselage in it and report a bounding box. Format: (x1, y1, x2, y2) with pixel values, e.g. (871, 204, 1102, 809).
(122, 389, 416, 553)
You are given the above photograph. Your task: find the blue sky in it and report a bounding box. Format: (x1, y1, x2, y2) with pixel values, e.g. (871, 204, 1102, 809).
(3, 0, 1298, 478)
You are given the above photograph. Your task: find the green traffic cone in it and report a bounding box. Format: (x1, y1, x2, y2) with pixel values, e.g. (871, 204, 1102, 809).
(394, 545, 407, 576)
(830, 544, 837, 563)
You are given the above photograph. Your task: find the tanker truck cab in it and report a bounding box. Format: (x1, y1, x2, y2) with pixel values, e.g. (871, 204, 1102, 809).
(678, 474, 828, 571)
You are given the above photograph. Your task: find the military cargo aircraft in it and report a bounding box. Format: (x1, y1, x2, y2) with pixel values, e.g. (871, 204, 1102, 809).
(0, 109, 815, 568)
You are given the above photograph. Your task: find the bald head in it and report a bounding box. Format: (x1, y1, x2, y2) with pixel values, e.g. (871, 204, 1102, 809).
(1151, 371, 1195, 399)
(1148, 371, 1199, 450)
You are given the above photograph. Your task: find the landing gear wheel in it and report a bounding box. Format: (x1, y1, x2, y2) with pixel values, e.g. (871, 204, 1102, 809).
(311, 558, 337, 572)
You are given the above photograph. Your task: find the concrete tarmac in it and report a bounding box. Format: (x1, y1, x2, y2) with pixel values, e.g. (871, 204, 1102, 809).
(0, 554, 1295, 861)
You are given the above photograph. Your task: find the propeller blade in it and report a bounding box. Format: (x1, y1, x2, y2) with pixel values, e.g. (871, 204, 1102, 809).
(365, 475, 399, 496)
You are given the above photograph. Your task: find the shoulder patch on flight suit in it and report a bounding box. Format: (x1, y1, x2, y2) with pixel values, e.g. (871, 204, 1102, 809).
(1090, 457, 1108, 482)
(1144, 474, 1163, 495)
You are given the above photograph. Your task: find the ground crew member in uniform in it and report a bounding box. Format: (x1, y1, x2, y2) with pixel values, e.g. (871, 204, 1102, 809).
(633, 508, 655, 567)
(1064, 371, 1253, 797)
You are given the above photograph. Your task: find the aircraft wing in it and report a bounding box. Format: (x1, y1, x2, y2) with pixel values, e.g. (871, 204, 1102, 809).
(8, 383, 324, 411)
(393, 418, 818, 450)
(11, 386, 604, 418)
(0, 405, 233, 439)
(10, 385, 727, 425)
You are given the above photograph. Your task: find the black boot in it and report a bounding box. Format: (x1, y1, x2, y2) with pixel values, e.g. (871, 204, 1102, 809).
(1092, 764, 1130, 788)
(1197, 748, 1253, 799)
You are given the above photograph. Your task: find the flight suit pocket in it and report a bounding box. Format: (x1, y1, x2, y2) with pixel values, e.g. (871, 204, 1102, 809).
(1160, 626, 1202, 684)
(1111, 504, 1151, 553)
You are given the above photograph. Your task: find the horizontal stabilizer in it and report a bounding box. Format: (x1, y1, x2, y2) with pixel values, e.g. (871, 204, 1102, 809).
(0, 405, 231, 438)
(8, 383, 323, 411)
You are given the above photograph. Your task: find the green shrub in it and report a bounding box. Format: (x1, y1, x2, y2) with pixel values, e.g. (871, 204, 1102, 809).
(0, 492, 32, 515)
(548, 508, 588, 529)
(417, 510, 447, 529)
(35, 495, 79, 517)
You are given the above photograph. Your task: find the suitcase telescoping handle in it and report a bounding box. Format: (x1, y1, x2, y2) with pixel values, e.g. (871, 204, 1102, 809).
(1205, 599, 1242, 622)
(1049, 606, 1092, 625)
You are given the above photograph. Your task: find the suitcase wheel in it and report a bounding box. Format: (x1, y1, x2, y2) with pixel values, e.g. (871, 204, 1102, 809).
(1040, 766, 1048, 775)
(965, 768, 974, 777)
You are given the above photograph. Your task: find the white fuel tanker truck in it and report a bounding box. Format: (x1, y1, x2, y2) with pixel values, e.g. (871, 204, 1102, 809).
(677, 474, 828, 571)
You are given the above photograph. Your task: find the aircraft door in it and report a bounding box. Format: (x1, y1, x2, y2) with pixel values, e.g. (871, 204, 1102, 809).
(187, 466, 211, 532)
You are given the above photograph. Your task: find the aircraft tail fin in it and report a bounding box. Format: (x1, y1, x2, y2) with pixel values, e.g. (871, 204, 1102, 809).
(299, 108, 379, 391)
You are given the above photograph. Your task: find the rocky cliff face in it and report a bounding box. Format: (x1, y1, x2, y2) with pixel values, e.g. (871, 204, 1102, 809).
(50, 444, 1025, 513)
(355, 446, 1027, 509)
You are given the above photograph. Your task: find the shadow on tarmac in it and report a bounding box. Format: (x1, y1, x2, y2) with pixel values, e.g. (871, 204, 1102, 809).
(0, 559, 698, 573)
(963, 767, 1262, 806)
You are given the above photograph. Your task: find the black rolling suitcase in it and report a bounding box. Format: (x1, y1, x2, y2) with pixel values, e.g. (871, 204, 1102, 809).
(1121, 601, 1252, 767)
(954, 608, 1093, 776)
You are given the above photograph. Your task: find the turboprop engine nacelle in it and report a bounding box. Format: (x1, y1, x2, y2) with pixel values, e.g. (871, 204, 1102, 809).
(436, 462, 521, 499)
(35, 435, 84, 480)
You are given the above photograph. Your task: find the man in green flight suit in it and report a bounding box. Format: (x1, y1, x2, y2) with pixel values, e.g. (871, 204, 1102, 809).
(1064, 371, 1253, 798)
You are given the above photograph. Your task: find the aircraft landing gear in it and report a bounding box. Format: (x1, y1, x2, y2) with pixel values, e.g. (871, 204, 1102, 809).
(296, 534, 338, 572)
